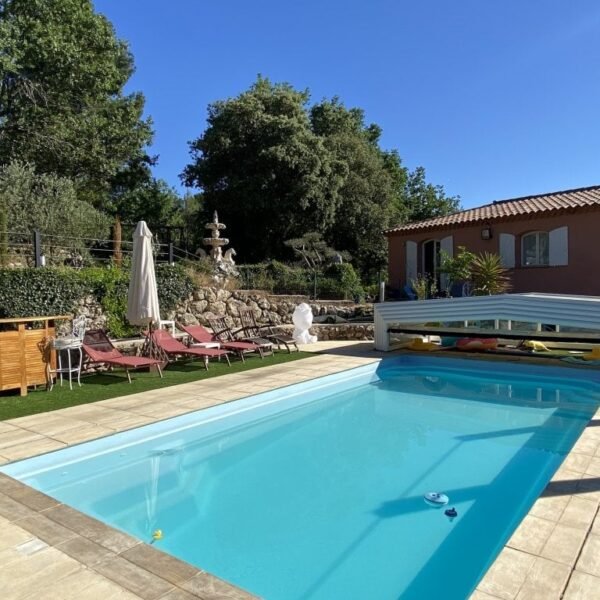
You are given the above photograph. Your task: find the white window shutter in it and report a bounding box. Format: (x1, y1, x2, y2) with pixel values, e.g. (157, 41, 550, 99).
(499, 233, 515, 268)
(549, 226, 568, 266)
(440, 236, 453, 291)
(406, 241, 417, 283)
(440, 235, 454, 259)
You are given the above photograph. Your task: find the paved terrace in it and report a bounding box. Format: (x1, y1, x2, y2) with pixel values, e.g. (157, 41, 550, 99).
(0, 342, 598, 599)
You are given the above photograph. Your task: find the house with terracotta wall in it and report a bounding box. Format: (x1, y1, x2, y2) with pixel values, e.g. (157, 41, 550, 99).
(385, 185, 600, 296)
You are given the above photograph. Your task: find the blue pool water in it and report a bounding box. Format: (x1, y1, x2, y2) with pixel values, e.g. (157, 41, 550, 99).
(3, 356, 599, 600)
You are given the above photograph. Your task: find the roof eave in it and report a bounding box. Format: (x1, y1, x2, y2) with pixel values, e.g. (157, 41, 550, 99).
(383, 205, 600, 236)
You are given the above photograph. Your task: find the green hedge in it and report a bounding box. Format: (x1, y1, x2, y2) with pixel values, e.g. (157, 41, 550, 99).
(237, 261, 364, 300)
(0, 268, 87, 318)
(0, 265, 194, 337)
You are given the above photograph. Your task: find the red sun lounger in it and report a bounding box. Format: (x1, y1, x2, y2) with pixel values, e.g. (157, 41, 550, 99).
(83, 329, 163, 383)
(150, 328, 231, 370)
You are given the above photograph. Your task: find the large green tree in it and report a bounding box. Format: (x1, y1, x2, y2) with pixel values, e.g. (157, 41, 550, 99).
(0, 161, 110, 259)
(182, 77, 346, 262)
(183, 77, 460, 277)
(403, 166, 460, 222)
(0, 0, 153, 205)
(109, 156, 182, 227)
(309, 98, 406, 278)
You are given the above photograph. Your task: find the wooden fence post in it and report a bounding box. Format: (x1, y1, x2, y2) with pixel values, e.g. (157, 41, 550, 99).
(113, 215, 122, 267)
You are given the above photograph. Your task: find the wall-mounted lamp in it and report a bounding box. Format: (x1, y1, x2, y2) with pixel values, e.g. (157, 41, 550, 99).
(481, 227, 492, 240)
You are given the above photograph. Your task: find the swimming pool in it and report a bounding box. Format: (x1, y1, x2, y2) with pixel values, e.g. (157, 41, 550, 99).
(3, 356, 599, 599)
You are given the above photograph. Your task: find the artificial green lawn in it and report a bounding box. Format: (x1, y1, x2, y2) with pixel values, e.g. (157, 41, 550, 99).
(0, 351, 312, 421)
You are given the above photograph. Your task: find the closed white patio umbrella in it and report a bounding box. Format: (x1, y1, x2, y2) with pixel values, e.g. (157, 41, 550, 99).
(127, 221, 161, 328)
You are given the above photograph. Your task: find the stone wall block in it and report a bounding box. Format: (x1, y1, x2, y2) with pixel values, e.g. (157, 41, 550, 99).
(191, 300, 208, 314)
(257, 298, 270, 310)
(216, 289, 231, 302)
(178, 312, 198, 326)
(208, 300, 227, 316)
(226, 300, 244, 317)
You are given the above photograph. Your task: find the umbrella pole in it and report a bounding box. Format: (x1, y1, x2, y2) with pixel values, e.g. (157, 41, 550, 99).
(142, 322, 156, 359)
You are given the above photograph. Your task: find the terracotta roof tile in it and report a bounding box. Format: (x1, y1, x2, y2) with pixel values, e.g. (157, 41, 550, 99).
(385, 185, 600, 234)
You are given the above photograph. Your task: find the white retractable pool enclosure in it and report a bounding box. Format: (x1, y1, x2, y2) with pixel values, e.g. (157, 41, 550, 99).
(374, 293, 600, 351)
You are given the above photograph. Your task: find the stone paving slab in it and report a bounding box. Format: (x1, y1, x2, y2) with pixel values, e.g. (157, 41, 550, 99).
(471, 408, 600, 599)
(0, 474, 259, 600)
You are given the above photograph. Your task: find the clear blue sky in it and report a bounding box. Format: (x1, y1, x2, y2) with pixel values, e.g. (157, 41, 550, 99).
(94, 0, 600, 209)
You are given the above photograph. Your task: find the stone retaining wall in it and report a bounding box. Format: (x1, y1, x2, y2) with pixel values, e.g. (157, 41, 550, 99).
(308, 323, 374, 341)
(70, 287, 373, 341)
(170, 288, 372, 328)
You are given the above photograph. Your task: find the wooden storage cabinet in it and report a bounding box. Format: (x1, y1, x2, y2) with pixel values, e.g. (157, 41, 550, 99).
(0, 316, 67, 396)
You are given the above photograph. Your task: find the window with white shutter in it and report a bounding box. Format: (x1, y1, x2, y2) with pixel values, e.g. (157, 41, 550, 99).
(499, 233, 515, 268)
(405, 240, 417, 283)
(549, 226, 568, 266)
(521, 232, 549, 266)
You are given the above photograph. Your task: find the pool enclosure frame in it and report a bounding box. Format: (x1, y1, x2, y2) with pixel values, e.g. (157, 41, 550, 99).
(374, 293, 600, 351)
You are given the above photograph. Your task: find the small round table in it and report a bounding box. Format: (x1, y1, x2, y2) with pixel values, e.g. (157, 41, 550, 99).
(49, 338, 83, 391)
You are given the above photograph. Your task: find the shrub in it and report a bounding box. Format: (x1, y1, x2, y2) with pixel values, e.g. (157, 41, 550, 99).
(238, 260, 364, 300)
(0, 265, 194, 337)
(322, 263, 364, 300)
(237, 263, 276, 292)
(269, 261, 312, 295)
(79, 266, 131, 337)
(410, 274, 437, 300)
(0, 268, 87, 318)
(0, 203, 7, 267)
(440, 247, 511, 296)
(155, 264, 195, 310)
(0, 162, 111, 261)
(471, 252, 511, 295)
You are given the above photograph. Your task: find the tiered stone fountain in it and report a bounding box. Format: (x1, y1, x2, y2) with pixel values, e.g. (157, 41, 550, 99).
(203, 211, 238, 284)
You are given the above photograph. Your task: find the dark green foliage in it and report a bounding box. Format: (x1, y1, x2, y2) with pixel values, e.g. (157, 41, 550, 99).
(0, 0, 153, 205)
(0, 268, 87, 318)
(238, 261, 309, 294)
(0, 162, 111, 255)
(322, 263, 364, 300)
(79, 266, 131, 337)
(108, 156, 183, 228)
(237, 260, 363, 300)
(0, 265, 194, 336)
(183, 79, 459, 280)
(284, 232, 349, 269)
(309, 99, 406, 279)
(269, 261, 313, 295)
(236, 263, 276, 292)
(182, 77, 347, 262)
(440, 247, 511, 296)
(155, 264, 194, 310)
(404, 166, 461, 222)
(81, 264, 194, 337)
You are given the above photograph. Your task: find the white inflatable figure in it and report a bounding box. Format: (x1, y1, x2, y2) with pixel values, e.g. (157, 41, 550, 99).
(292, 303, 317, 344)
